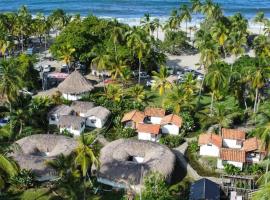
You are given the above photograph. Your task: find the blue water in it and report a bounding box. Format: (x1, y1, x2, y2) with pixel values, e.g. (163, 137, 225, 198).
(0, 0, 269, 21)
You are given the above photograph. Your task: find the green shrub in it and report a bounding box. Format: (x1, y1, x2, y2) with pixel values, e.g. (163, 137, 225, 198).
(189, 140, 199, 153)
(117, 127, 136, 139)
(159, 135, 184, 148)
(181, 112, 195, 134)
(9, 169, 35, 190)
(224, 164, 241, 175)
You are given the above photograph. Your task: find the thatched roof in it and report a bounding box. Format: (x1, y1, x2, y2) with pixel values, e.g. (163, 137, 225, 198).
(58, 70, 94, 94)
(98, 139, 175, 187)
(85, 106, 111, 121)
(10, 134, 77, 181)
(71, 101, 95, 114)
(48, 105, 73, 116)
(58, 115, 85, 129)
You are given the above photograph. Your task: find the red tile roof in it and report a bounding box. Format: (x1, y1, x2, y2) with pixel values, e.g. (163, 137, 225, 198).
(222, 128, 246, 140)
(121, 110, 145, 123)
(220, 148, 246, 162)
(198, 133, 222, 148)
(161, 114, 183, 127)
(137, 123, 160, 135)
(144, 107, 165, 118)
(242, 137, 266, 152)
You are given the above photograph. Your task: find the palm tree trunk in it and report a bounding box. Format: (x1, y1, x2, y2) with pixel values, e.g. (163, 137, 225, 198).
(210, 92, 214, 115)
(265, 160, 269, 185)
(156, 27, 159, 40)
(83, 176, 86, 200)
(138, 59, 141, 84)
(254, 88, 258, 113)
(186, 20, 188, 38)
(256, 93, 261, 113)
(21, 35, 24, 52)
(19, 120, 23, 135)
(196, 74, 205, 108)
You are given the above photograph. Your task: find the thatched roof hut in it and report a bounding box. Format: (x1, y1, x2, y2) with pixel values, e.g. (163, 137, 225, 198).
(58, 70, 94, 95)
(85, 106, 111, 121)
(58, 115, 86, 130)
(10, 134, 77, 181)
(48, 105, 73, 117)
(97, 139, 175, 189)
(71, 101, 95, 115)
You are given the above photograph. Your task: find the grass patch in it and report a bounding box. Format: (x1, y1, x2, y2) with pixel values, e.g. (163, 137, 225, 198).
(185, 146, 220, 177)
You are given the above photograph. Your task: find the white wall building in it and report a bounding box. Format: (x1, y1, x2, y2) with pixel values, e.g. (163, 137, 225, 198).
(48, 105, 73, 125)
(58, 115, 86, 136)
(217, 148, 245, 170)
(243, 137, 266, 164)
(160, 114, 182, 135)
(198, 133, 222, 157)
(222, 128, 246, 149)
(137, 123, 161, 142)
(85, 106, 111, 128)
(144, 107, 165, 125)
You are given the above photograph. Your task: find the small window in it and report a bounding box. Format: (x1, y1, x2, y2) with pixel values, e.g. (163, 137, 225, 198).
(236, 140, 242, 145)
(207, 144, 212, 146)
(50, 115, 56, 121)
(81, 122, 85, 128)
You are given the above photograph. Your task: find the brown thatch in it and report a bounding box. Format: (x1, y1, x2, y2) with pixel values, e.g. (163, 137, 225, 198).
(85, 106, 111, 122)
(48, 105, 73, 117)
(58, 70, 94, 94)
(71, 101, 95, 114)
(58, 115, 85, 129)
(10, 134, 78, 181)
(98, 139, 175, 187)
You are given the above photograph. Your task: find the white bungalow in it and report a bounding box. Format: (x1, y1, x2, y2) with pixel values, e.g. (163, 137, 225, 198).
(217, 148, 245, 170)
(58, 115, 86, 136)
(160, 114, 182, 135)
(121, 110, 145, 129)
(71, 101, 95, 117)
(48, 105, 74, 125)
(58, 70, 94, 101)
(222, 128, 246, 149)
(85, 106, 111, 128)
(137, 123, 161, 142)
(243, 137, 266, 163)
(144, 107, 165, 125)
(198, 133, 222, 157)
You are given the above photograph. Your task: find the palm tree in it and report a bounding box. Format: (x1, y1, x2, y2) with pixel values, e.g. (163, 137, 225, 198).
(0, 153, 18, 191)
(254, 35, 270, 59)
(164, 9, 180, 31)
(110, 58, 127, 80)
(210, 21, 229, 57)
(110, 26, 123, 56)
(179, 5, 192, 36)
(181, 72, 198, 96)
(105, 84, 124, 102)
(201, 0, 215, 19)
(0, 60, 23, 134)
(151, 66, 172, 96)
(191, 0, 202, 14)
(263, 19, 270, 36)
(75, 135, 99, 200)
(57, 43, 75, 73)
(165, 85, 194, 114)
(10, 108, 28, 136)
(126, 28, 149, 84)
(205, 62, 228, 115)
(152, 18, 161, 39)
(140, 13, 154, 36)
(128, 84, 146, 103)
(254, 11, 265, 34)
(252, 183, 270, 200)
(255, 122, 270, 151)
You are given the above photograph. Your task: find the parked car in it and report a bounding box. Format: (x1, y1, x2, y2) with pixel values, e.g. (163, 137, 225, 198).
(26, 48, 34, 55)
(197, 74, 204, 81)
(146, 80, 156, 87)
(60, 64, 69, 73)
(0, 117, 9, 127)
(139, 71, 150, 79)
(19, 88, 36, 96)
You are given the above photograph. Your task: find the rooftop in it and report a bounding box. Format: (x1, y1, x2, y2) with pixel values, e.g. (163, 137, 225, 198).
(48, 105, 73, 116)
(137, 123, 160, 135)
(161, 114, 182, 127)
(85, 106, 111, 121)
(242, 137, 265, 152)
(190, 178, 220, 200)
(71, 101, 95, 114)
(198, 133, 222, 148)
(220, 148, 246, 163)
(222, 128, 246, 140)
(121, 110, 145, 123)
(58, 115, 85, 129)
(144, 107, 165, 118)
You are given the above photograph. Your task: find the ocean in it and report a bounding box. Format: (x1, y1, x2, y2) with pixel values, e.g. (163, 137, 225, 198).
(0, 0, 269, 24)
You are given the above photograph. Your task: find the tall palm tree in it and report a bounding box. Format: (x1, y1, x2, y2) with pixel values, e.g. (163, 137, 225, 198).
(57, 43, 75, 73)
(254, 35, 270, 59)
(254, 11, 265, 34)
(191, 0, 202, 14)
(205, 62, 228, 114)
(110, 58, 127, 80)
(164, 9, 180, 31)
(126, 28, 149, 84)
(128, 84, 146, 103)
(151, 66, 172, 96)
(255, 122, 270, 152)
(110, 26, 123, 56)
(152, 18, 161, 39)
(210, 21, 229, 57)
(179, 5, 192, 36)
(105, 84, 124, 102)
(75, 135, 99, 200)
(201, 0, 215, 19)
(140, 13, 154, 36)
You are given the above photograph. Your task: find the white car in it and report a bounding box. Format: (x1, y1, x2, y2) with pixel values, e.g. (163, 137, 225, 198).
(146, 80, 156, 87)
(0, 117, 9, 127)
(19, 88, 35, 96)
(197, 74, 204, 81)
(139, 72, 150, 79)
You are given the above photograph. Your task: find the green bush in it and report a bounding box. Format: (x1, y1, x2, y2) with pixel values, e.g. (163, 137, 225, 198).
(181, 112, 195, 134)
(118, 127, 136, 139)
(224, 164, 241, 175)
(189, 140, 199, 153)
(9, 169, 35, 190)
(159, 135, 184, 148)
